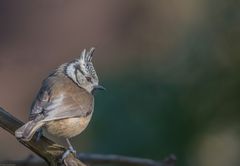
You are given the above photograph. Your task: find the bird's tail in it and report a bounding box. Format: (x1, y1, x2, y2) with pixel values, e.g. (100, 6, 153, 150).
(15, 119, 45, 141)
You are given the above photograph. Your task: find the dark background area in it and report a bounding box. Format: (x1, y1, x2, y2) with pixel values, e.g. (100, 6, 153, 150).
(0, 1, 240, 166)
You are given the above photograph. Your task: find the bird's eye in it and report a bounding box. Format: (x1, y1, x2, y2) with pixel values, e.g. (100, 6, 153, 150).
(86, 76, 92, 82)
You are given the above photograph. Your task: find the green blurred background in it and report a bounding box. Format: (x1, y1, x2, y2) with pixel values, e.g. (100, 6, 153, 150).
(0, 1, 240, 166)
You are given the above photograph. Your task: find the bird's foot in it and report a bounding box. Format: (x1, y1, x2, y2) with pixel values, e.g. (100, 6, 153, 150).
(69, 146, 77, 156)
(61, 146, 77, 161)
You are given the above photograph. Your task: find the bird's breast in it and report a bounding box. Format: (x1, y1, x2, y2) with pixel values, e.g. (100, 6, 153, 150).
(45, 113, 93, 138)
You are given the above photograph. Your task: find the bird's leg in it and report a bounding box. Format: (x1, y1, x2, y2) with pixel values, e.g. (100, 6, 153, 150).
(66, 138, 76, 155)
(61, 138, 77, 160)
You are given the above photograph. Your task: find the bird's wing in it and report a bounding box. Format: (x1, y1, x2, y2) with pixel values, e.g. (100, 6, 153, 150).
(29, 76, 94, 122)
(29, 82, 51, 120)
(42, 89, 94, 122)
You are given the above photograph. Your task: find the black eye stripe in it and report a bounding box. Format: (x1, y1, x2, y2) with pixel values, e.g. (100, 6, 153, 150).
(74, 65, 85, 84)
(73, 62, 98, 82)
(75, 65, 85, 75)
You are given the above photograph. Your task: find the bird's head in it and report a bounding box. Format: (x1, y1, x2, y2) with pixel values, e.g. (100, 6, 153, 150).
(64, 48, 105, 93)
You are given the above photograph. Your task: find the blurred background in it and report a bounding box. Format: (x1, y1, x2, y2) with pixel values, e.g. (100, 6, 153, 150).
(0, 0, 240, 166)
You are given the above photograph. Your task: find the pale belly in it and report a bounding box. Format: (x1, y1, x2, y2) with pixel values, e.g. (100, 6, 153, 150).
(44, 114, 92, 138)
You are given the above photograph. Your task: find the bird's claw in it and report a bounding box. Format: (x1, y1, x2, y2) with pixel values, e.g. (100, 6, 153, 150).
(69, 146, 77, 156)
(61, 147, 77, 161)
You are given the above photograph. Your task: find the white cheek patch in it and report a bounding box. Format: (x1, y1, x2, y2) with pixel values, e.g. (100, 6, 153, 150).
(76, 70, 85, 84)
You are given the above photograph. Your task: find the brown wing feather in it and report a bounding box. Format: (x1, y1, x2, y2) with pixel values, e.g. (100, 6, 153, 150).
(43, 87, 94, 121)
(29, 73, 94, 122)
(29, 82, 51, 120)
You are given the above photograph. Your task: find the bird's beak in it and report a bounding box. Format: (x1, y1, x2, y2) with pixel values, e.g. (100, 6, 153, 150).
(93, 85, 106, 91)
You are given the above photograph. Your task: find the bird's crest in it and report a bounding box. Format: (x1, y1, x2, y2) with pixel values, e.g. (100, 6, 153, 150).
(79, 47, 95, 63)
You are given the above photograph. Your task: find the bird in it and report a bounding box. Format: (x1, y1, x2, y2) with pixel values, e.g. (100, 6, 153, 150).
(15, 47, 105, 159)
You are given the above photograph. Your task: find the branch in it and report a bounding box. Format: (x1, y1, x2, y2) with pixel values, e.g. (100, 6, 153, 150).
(0, 107, 176, 166)
(0, 107, 87, 166)
(77, 153, 176, 166)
